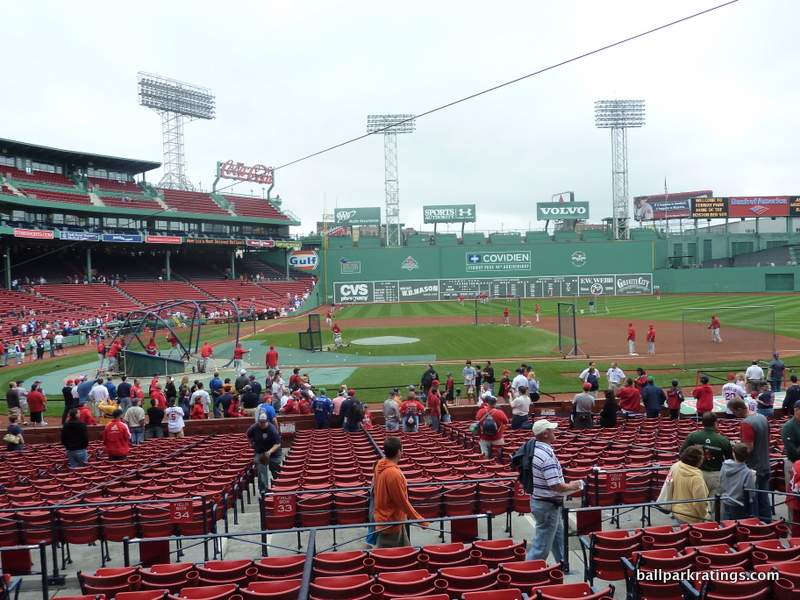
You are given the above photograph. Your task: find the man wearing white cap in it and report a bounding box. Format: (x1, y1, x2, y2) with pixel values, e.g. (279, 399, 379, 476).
(516, 419, 583, 563)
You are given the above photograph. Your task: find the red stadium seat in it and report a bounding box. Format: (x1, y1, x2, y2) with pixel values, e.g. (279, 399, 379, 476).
(239, 580, 302, 600)
(308, 574, 374, 600)
(253, 555, 305, 580)
(536, 582, 614, 600)
(376, 569, 438, 598)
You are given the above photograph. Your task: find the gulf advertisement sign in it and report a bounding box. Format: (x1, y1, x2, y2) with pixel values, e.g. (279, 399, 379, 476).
(288, 250, 319, 271)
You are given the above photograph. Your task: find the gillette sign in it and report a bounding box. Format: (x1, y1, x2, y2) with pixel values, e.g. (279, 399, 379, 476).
(536, 202, 590, 220)
(334, 207, 381, 225)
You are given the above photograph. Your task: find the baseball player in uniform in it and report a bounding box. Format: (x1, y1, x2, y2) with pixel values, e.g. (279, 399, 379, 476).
(535, 304, 540, 322)
(627, 323, 637, 355)
(646, 324, 656, 355)
(709, 314, 722, 342)
(503, 307, 510, 325)
(326, 310, 332, 326)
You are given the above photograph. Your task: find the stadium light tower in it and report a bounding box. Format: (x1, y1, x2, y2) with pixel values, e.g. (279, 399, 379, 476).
(595, 99, 645, 240)
(367, 114, 416, 247)
(138, 72, 215, 191)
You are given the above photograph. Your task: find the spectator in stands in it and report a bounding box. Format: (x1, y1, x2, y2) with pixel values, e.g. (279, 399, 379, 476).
(235, 369, 250, 394)
(692, 376, 714, 419)
(190, 382, 210, 417)
(727, 398, 772, 522)
(165, 399, 186, 437)
(475, 396, 509, 458)
(510, 386, 531, 430)
(146, 399, 165, 439)
(102, 409, 130, 461)
(680, 412, 732, 503)
(599, 389, 618, 428)
(26, 383, 46, 427)
(571, 383, 595, 429)
(247, 414, 282, 494)
(116, 375, 132, 412)
(373, 436, 428, 548)
(248, 374, 262, 398)
(61, 408, 89, 467)
(124, 398, 146, 445)
(5, 416, 24, 451)
(61, 380, 76, 424)
(617, 378, 642, 416)
(669, 445, 709, 524)
(399, 392, 425, 433)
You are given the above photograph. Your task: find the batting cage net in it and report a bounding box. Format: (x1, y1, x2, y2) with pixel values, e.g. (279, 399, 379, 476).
(557, 302, 586, 358)
(299, 313, 323, 351)
(474, 296, 522, 326)
(681, 305, 775, 367)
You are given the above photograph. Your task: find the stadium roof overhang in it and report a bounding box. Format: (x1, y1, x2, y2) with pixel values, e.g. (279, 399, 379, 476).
(0, 138, 161, 175)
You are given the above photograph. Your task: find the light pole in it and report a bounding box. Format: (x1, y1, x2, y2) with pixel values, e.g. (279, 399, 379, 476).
(367, 114, 416, 247)
(138, 72, 215, 191)
(595, 100, 645, 240)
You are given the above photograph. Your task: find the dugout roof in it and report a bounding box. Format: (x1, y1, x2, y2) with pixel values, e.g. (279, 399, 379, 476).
(0, 137, 161, 175)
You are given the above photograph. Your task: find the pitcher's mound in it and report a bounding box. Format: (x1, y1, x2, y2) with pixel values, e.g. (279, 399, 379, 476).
(351, 336, 419, 346)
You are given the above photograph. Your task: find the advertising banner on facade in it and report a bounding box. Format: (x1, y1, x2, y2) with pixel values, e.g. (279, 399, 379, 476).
(633, 191, 711, 220)
(102, 234, 143, 243)
(288, 250, 319, 271)
(334, 207, 381, 225)
(246, 240, 276, 247)
(728, 197, 789, 218)
(423, 205, 476, 223)
(536, 202, 590, 220)
(465, 251, 531, 272)
(15, 229, 54, 239)
(146, 236, 182, 244)
(59, 231, 99, 241)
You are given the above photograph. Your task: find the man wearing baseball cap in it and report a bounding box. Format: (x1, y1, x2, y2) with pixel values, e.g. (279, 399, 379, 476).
(768, 353, 786, 393)
(513, 419, 583, 564)
(475, 396, 509, 458)
(572, 383, 595, 429)
(61, 379, 77, 424)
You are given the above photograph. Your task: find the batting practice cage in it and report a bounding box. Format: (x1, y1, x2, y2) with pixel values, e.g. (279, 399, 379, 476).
(681, 305, 776, 367)
(474, 296, 522, 326)
(557, 302, 587, 358)
(299, 313, 323, 351)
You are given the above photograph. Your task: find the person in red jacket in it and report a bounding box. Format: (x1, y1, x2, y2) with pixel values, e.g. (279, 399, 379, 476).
(233, 343, 250, 372)
(617, 378, 642, 416)
(106, 338, 123, 371)
(634, 368, 648, 393)
(692, 375, 715, 418)
(282, 391, 301, 414)
(150, 384, 167, 410)
(297, 394, 313, 415)
(399, 393, 426, 432)
(627, 323, 637, 356)
(130, 379, 145, 404)
(26, 383, 47, 427)
(266, 345, 279, 369)
(200, 342, 214, 373)
(77, 403, 97, 426)
(191, 398, 207, 419)
(102, 409, 130, 460)
(144, 338, 158, 356)
(227, 395, 248, 417)
(427, 382, 442, 432)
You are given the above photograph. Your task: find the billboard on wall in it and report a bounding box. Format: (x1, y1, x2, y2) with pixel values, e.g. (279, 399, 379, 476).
(536, 202, 590, 220)
(633, 190, 712, 221)
(333, 273, 653, 303)
(334, 207, 381, 225)
(423, 205, 476, 223)
(691, 196, 791, 219)
(288, 250, 319, 271)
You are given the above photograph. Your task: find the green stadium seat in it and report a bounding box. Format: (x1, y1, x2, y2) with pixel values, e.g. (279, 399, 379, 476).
(328, 236, 353, 248)
(524, 231, 552, 243)
(356, 236, 382, 248)
(580, 229, 610, 241)
(489, 233, 522, 245)
(630, 228, 660, 240)
(553, 231, 580, 242)
(461, 233, 487, 246)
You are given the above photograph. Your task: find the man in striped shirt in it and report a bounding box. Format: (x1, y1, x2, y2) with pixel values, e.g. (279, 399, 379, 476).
(526, 420, 584, 563)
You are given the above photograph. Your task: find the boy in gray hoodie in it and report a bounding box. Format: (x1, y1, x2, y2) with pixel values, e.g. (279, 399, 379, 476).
(720, 442, 755, 520)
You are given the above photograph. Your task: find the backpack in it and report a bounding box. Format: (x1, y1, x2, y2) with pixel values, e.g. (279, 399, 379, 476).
(481, 409, 499, 436)
(350, 401, 365, 422)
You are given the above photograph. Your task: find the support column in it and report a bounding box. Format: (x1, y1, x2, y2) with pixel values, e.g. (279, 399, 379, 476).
(86, 247, 93, 283)
(285, 250, 290, 279)
(165, 250, 171, 281)
(4, 248, 10, 291)
(230, 250, 236, 280)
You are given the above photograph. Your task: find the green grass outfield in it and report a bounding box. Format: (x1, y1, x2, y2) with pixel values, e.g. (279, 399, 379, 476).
(335, 293, 800, 338)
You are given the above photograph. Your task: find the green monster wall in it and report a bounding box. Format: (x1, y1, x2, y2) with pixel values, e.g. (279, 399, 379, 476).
(315, 241, 660, 303)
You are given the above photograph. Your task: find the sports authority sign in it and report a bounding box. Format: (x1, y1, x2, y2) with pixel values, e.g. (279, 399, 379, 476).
(288, 250, 319, 271)
(216, 160, 274, 185)
(466, 251, 530, 272)
(334, 207, 381, 226)
(536, 202, 590, 220)
(423, 205, 477, 224)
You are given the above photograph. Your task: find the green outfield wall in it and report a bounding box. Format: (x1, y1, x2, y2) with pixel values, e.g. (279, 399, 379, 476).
(654, 266, 798, 293)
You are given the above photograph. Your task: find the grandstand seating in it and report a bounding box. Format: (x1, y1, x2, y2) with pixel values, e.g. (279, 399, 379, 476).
(190, 281, 286, 310)
(580, 229, 610, 241)
(407, 235, 433, 247)
(159, 189, 230, 216)
(88, 177, 142, 194)
(461, 233, 487, 246)
(327, 236, 354, 249)
(2, 166, 75, 187)
(18, 187, 92, 205)
(100, 196, 163, 211)
(219, 194, 290, 221)
(630, 228, 660, 240)
(356, 236, 382, 249)
(433, 233, 459, 246)
(489, 234, 522, 245)
(524, 231, 552, 243)
(553, 231, 579, 243)
(259, 281, 314, 301)
(39, 284, 141, 312)
(117, 282, 212, 307)
(0, 288, 75, 317)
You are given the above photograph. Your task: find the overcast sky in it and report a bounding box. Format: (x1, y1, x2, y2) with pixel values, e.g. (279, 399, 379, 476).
(2, 0, 798, 234)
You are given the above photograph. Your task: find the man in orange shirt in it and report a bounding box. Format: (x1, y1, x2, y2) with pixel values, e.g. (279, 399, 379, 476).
(373, 436, 428, 548)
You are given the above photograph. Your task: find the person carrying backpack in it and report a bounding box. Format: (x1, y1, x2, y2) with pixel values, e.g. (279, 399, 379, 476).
(340, 389, 364, 433)
(400, 393, 425, 433)
(474, 396, 509, 459)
